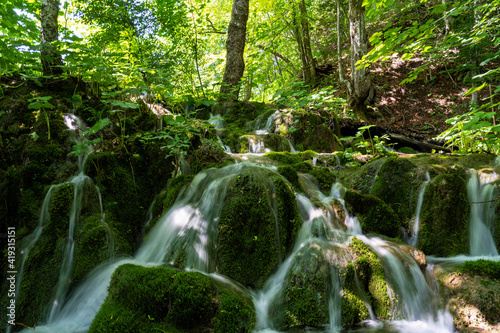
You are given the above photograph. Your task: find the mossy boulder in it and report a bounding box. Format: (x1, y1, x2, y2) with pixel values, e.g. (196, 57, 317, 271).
(370, 157, 416, 222)
(89, 264, 256, 333)
(16, 183, 74, 325)
(344, 190, 400, 238)
(349, 237, 391, 319)
(274, 109, 343, 153)
(218, 171, 302, 289)
(418, 174, 469, 256)
(84, 151, 169, 253)
(281, 243, 331, 328)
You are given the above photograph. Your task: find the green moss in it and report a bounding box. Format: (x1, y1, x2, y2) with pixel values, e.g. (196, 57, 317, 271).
(341, 290, 369, 326)
(288, 111, 343, 152)
(308, 167, 336, 194)
(73, 215, 111, 286)
(277, 165, 300, 190)
(213, 289, 256, 333)
(282, 245, 330, 328)
(370, 157, 416, 221)
(168, 271, 216, 328)
(344, 190, 400, 238)
(265, 151, 303, 165)
(218, 171, 301, 288)
(340, 157, 387, 194)
(84, 152, 167, 253)
(17, 183, 74, 325)
(459, 260, 500, 280)
(399, 147, 416, 154)
(90, 264, 256, 333)
(419, 174, 469, 256)
(350, 237, 390, 319)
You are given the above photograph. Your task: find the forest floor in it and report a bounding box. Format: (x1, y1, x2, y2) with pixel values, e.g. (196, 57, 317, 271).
(327, 57, 488, 142)
(370, 57, 471, 138)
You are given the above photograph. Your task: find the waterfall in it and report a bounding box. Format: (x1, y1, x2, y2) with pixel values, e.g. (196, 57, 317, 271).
(254, 111, 278, 135)
(467, 169, 499, 256)
(12, 114, 111, 332)
(20, 153, 456, 333)
(23, 163, 283, 332)
(209, 114, 232, 153)
(408, 172, 430, 247)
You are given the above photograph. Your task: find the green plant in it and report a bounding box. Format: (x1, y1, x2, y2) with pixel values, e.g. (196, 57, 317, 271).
(68, 118, 112, 156)
(140, 115, 222, 175)
(28, 96, 55, 140)
(436, 109, 500, 154)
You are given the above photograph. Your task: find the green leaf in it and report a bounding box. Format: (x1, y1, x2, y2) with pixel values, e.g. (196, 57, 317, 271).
(464, 83, 487, 97)
(109, 100, 139, 109)
(85, 118, 112, 136)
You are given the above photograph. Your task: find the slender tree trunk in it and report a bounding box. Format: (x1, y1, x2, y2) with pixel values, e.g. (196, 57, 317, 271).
(244, 74, 252, 101)
(292, 13, 310, 83)
(337, 0, 353, 95)
(40, 0, 64, 76)
(348, 0, 370, 120)
(298, 0, 316, 85)
(219, 0, 250, 101)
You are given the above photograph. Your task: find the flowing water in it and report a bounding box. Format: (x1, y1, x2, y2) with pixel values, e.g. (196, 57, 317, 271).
(18, 115, 500, 333)
(407, 172, 430, 247)
(467, 169, 499, 256)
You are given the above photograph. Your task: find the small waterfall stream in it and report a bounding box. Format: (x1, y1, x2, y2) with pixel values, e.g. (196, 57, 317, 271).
(11, 114, 111, 333)
(467, 169, 499, 256)
(408, 172, 430, 247)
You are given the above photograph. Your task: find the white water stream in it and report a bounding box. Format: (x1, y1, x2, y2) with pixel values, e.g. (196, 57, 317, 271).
(467, 169, 499, 256)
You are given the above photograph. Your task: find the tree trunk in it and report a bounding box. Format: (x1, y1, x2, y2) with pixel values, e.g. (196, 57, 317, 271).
(298, 0, 316, 85)
(219, 0, 250, 101)
(292, 13, 310, 83)
(40, 0, 64, 76)
(348, 0, 371, 120)
(244, 74, 252, 101)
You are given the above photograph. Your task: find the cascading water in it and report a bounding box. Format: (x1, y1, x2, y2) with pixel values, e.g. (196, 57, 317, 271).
(11, 114, 111, 333)
(407, 172, 431, 247)
(467, 169, 499, 256)
(209, 113, 232, 153)
(23, 163, 284, 332)
(17, 120, 461, 333)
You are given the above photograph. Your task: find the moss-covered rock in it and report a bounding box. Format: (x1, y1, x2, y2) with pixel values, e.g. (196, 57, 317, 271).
(84, 151, 170, 253)
(344, 190, 400, 238)
(89, 264, 255, 333)
(370, 157, 416, 222)
(274, 109, 343, 153)
(350, 237, 390, 319)
(218, 171, 302, 289)
(17, 183, 74, 325)
(418, 174, 469, 256)
(282, 243, 330, 328)
(436, 263, 500, 332)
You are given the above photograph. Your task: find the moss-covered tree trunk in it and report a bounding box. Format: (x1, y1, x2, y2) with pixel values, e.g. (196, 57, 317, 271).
(40, 0, 64, 76)
(219, 0, 250, 101)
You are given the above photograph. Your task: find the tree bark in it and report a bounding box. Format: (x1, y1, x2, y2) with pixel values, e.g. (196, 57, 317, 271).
(298, 0, 316, 85)
(219, 0, 250, 101)
(348, 0, 371, 120)
(40, 0, 64, 76)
